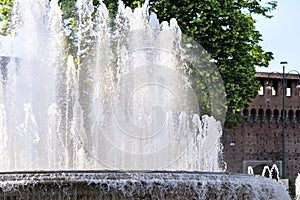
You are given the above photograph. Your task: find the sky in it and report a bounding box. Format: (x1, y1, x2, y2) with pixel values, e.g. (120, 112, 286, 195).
(255, 0, 300, 73)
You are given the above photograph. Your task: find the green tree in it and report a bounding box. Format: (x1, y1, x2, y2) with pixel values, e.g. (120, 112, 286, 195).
(0, 0, 13, 35)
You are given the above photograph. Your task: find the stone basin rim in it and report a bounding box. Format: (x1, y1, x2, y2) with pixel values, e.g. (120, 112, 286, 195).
(0, 170, 245, 177)
(0, 170, 290, 200)
(0, 170, 265, 183)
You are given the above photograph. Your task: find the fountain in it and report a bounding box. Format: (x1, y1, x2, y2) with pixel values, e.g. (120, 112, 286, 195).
(261, 164, 280, 181)
(0, 0, 290, 199)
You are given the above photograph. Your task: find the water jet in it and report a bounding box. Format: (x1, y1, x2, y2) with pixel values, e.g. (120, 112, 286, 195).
(0, 0, 290, 199)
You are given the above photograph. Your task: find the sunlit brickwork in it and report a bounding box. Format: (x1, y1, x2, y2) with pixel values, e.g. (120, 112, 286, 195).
(222, 72, 300, 180)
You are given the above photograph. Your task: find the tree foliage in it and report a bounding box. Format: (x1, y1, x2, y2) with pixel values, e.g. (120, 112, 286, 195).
(0, 0, 13, 35)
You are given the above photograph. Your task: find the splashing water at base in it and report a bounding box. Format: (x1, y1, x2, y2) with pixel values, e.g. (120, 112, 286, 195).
(0, 171, 291, 200)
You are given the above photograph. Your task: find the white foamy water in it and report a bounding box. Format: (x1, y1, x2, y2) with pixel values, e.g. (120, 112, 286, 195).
(0, 0, 225, 171)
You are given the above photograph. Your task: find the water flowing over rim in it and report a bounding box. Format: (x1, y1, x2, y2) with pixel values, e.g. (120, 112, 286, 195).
(0, 171, 291, 200)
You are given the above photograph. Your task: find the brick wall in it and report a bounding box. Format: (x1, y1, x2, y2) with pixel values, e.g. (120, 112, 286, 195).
(222, 72, 300, 180)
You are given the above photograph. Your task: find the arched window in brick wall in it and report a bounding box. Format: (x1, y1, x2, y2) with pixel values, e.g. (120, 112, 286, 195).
(274, 109, 280, 123)
(258, 81, 264, 96)
(296, 110, 300, 124)
(271, 80, 278, 96)
(286, 80, 292, 97)
(251, 108, 257, 122)
(258, 109, 264, 123)
(281, 110, 287, 122)
(243, 109, 249, 121)
(266, 109, 272, 123)
(288, 110, 294, 123)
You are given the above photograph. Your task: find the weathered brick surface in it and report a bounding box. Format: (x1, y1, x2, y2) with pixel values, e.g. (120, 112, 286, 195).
(222, 72, 300, 180)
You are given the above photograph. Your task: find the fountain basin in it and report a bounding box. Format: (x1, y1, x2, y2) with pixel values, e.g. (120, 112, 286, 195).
(0, 171, 290, 199)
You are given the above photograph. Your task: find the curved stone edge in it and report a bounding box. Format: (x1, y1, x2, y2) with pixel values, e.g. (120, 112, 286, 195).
(0, 171, 291, 199)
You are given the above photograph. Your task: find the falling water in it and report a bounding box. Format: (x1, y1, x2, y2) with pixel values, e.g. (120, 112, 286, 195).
(0, 0, 64, 170)
(0, 1, 293, 199)
(261, 164, 280, 180)
(248, 166, 254, 175)
(248, 164, 280, 181)
(296, 173, 300, 200)
(0, 0, 226, 171)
